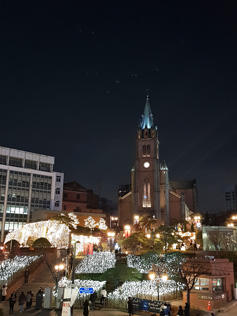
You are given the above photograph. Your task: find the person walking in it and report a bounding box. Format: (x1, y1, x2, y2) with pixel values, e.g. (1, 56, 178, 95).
(83, 299, 89, 316)
(100, 287, 107, 306)
(29, 291, 33, 308)
(26, 291, 32, 309)
(89, 291, 97, 310)
(177, 305, 184, 316)
(184, 303, 190, 316)
(2, 284, 7, 301)
(160, 307, 165, 316)
(9, 294, 15, 314)
(19, 292, 26, 313)
(127, 297, 133, 316)
(24, 269, 29, 283)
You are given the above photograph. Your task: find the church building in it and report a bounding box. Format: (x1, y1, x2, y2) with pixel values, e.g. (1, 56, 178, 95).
(118, 96, 198, 227)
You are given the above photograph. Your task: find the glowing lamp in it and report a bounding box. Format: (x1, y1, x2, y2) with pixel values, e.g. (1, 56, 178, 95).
(161, 274, 168, 282)
(148, 271, 156, 281)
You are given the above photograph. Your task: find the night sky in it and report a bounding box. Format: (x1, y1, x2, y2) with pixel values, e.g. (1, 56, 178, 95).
(1, 1, 237, 213)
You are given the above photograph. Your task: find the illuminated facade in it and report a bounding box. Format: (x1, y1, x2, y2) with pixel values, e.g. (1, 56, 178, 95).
(118, 96, 198, 227)
(0, 146, 64, 241)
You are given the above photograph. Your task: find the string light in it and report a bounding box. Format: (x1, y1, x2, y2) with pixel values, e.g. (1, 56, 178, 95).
(75, 252, 116, 273)
(58, 277, 106, 298)
(0, 255, 41, 281)
(108, 280, 184, 300)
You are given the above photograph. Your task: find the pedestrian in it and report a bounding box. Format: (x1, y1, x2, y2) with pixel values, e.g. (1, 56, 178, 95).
(167, 302, 171, 316)
(160, 307, 165, 316)
(89, 291, 97, 310)
(36, 288, 43, 310)
(83, 299, 89, 316)
(100, 287, 107, 306)
(184, 303, 190, 316)
(38, 287, 43, 294)
(24, 268, 29, 283)
(19, 292, 26, 313)
(127, 297, 133, 316)
(164, 303, 168, 316)
(2, 284, 7, 301)
(9, 294, 15, 314)
(29, 291, 33, 308)
(177, 305, 184, 316)
(26, 291, 31, 309)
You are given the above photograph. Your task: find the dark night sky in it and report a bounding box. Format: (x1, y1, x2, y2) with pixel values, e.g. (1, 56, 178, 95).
(1, 1, 237, 213)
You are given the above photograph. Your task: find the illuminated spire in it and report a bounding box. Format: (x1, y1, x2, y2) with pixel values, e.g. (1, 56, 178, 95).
(139, 95, 154, 129)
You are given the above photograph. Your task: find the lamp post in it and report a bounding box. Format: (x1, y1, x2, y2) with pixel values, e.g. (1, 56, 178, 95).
(149, 271, 168, 301)
(54, 263, 65, 292)
(110, 216, 118, 229)
(71, 240, 79, 284)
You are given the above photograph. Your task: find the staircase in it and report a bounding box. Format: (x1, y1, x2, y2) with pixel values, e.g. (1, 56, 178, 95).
(15, 262, 55, 303)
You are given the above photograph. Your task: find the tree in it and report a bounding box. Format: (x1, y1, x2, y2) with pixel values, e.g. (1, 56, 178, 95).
(120, 232, 150, 254)
(156, 225, 179, 254)
(208, 228, 224, 254)
(180, 259, 209, 309)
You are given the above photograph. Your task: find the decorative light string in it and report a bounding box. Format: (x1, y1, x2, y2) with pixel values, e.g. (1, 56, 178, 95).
(58, 277, 106, 298)
(0, 255, 41, 281)
(75, 252, 116, 273)
(108, 280, 184, 300)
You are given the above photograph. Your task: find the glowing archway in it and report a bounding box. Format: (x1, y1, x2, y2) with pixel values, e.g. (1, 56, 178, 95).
(4, 220, 70, 248)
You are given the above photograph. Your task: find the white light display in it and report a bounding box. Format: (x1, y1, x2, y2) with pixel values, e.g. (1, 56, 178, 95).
(0, 255, 41, 281)
(108, 280, 184, 300)
(84, 216, 108, 230)
(127, 254, 159, 273)
(84, 216, 97, 230)
(58, 277, 106, 297)
(97, 218, 108, 230)
(75, 252, 116, 273)
(4, 220, 70, 248)
(68, 212, 80, 228)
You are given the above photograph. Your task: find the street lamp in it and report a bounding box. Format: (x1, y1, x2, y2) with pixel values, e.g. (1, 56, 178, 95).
(71, 240, 80, 284)
(54, 263, 65, 292)
(148, 271, 168, 301)
(110, 216, 118, 229)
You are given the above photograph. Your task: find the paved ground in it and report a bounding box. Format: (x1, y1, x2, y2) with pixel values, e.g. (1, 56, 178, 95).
(0, 302, 140, 316)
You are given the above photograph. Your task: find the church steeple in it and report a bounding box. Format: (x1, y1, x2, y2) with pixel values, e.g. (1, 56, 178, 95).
(139, 95, 154, 129)
(137, 95, 157, 139)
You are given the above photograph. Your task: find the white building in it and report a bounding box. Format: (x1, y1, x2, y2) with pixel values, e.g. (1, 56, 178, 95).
(0, 146, 64, 241)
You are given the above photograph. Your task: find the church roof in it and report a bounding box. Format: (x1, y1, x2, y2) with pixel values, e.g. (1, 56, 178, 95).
(160, 160, 168, 170)
(63, 181, 87, 192)
(139, 95, 154, 129)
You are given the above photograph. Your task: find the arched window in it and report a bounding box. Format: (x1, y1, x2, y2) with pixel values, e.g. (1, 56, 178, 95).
(142, 145, 146, 157)
(143, 179, 151, 208)
(147, 145, 150, 157)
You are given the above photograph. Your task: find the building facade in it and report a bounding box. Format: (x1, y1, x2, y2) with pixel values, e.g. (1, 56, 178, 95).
(0, 146, 64, 241)
(224, 184, 237, 212)
(118, 96, 198, 227)
(62, 181, 99, 212)
(183, 258, 234, 310)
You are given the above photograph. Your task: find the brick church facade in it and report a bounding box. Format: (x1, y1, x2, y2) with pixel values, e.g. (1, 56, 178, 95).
(118, 96, 198, 227)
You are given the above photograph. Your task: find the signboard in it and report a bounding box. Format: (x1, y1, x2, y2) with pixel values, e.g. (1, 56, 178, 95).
(79, 287, 94, 294)
(62, 302, 71, 316)
(132, 298, 163, 313)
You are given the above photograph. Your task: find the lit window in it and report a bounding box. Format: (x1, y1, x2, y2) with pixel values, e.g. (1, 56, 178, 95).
(143, 179, 151, 208)
(56, 176, 61, 182)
